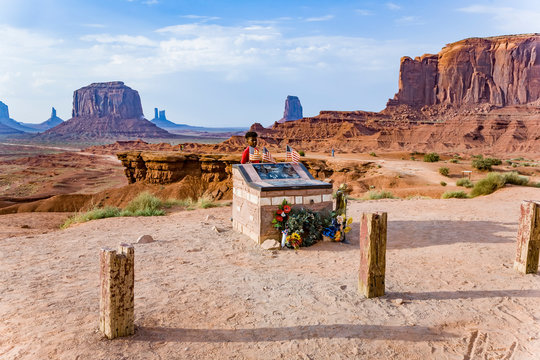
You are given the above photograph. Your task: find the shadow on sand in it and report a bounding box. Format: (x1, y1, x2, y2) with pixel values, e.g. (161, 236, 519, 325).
(306, 219, 515, 251)
(386, 289, 540, 301)
(132, 323, 456, 343)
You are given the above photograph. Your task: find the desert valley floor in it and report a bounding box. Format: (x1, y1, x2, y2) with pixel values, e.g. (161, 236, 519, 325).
(1, 184, 539, 359)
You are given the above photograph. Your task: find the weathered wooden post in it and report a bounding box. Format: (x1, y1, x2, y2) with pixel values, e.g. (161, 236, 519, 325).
(99, 243, 135, 339)
(514, 201, 540, 274)
(358, 212, 387, 298)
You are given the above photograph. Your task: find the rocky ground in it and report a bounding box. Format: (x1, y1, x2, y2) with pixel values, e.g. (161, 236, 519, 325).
(1, 186, 539, 359)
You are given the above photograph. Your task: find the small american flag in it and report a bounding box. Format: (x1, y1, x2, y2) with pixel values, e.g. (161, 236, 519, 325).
(249, 146, 261, 162)
(286, 145, 301, 163)
(262, 147, 276, 163)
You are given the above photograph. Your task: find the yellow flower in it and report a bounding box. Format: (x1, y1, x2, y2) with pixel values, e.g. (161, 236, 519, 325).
(347, 217, 353, 225)
(344, 226, 351, 233)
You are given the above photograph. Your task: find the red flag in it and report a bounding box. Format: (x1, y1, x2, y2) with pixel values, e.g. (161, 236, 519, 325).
(286, 145, 300, 163)
(262, 147, 276, 163)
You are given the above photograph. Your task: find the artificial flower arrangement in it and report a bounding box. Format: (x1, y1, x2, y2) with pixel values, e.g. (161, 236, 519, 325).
(285, 232, 302, 249)
(322, 214, 352, 242)
(272, 199, 291, 232)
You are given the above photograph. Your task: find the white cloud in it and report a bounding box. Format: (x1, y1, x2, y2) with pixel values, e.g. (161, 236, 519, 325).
(180, 15, 220, 22)
(395, 16, 421, 25)
(457, 2, 540, 32)
(386, 2, 401, 10)
(305, 15, 334, 22)
(355, 9, 373, 16)
(81, 34, 157, 47)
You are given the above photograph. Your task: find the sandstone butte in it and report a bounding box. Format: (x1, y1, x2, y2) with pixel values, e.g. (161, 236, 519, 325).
(37, 81, 176, 140)
(87, 35, 539, 157)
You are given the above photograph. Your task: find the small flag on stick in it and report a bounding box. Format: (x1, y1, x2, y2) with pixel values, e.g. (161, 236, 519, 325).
(262, 147, 276, 163)
(286, 145, 301, 163)
(249, 146, 261, 163)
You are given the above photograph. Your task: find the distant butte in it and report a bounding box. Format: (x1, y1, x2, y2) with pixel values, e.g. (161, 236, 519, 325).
(37, 81, 176, 140)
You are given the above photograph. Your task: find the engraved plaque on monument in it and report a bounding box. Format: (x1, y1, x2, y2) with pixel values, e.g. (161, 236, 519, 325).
(232, 162, 333, 244)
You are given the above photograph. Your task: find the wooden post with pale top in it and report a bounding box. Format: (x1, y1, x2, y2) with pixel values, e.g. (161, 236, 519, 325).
(99, 243, 135, 339)
(514, 200, 540, 274)
(358, 212, 387, 298)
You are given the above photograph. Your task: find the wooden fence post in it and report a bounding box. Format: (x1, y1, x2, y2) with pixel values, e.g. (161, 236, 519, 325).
(99, 243, 135, 339)
(358, 212, 387, 298)
(514, 201, 540, 274)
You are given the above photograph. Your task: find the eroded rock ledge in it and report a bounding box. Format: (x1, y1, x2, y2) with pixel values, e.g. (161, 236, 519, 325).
(117, 151, 375, 199)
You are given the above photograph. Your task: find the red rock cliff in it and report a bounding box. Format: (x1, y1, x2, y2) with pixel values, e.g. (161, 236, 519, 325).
(389, 34, 540, 108)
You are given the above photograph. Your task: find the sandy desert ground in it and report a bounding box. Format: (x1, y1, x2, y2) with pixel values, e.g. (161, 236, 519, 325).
(1, 185, 539, 359)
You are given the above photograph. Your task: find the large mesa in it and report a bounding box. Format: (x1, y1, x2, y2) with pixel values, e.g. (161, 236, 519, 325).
(387, 34, 540, 108)
(39, 81, 175, 140)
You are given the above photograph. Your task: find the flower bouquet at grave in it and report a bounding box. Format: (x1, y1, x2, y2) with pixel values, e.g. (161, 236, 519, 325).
(272, 199, 291, 232)
(284, 208, 328, 248)
(285, 232, 302, 249)
(323, 214, 352, 242)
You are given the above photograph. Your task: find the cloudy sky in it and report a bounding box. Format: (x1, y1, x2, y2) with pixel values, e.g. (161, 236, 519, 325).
(0, 0, 538, 127)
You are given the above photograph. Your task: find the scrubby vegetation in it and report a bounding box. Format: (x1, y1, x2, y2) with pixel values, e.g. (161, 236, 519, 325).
(363, 190, 396, 200)
(456, 178, 474, 188)
(62, 192, 222, 228)
(470, 172, 529, 197)
(471, 155, 502, 171)
(423, 153, 440, 162)
(442, 191, 468, 199)
(298, 150, 305, 157)
(369, 152, 377, 157)
(440, 181, 447, 186)
(439, 167, 449, 176)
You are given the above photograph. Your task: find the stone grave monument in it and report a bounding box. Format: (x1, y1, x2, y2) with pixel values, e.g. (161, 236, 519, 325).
(232, 162, 332, 244)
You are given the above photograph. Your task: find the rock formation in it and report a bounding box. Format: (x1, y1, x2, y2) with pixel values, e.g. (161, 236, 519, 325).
(0, 101, 37, 133)
(277, 95, 303, 123)
(21, 107, 64, 132)
(39, 82, 175, 140)
(388, 34, 540, 108)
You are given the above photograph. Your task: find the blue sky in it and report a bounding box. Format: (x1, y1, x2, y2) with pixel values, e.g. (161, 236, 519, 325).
(0, 0, 538, 127)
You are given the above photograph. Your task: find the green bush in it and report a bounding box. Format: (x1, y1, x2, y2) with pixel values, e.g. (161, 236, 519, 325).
(502, 172, 529, 186)
(442, 191, 468, 199)
(62, 206, 121, 228)
(298, 150, 305, 157)
(456, 178, 474, 188)
(469, 171, 528, 197)
(369, 152, 377, 157)
(363, 190, 396, 200)
(449, 159, 459, 164)
(423, 153, 440, 162)
(123, 192, 164, 215)
(439, 167, 449, 176)
(440, 181, 447, 186)
(471, 156, 502, 171)
(470, 173, 506, 197)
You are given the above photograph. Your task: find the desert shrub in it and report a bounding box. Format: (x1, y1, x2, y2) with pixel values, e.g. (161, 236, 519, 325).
(410, 156, 416, 161)
(502, 172, 529, 186)
(449, 158, 459, 163)
(440, 181, 447, 186)
(423, 153, 440, 162)
(163, 198, 194, 208)
(197, 195, 219, 209)
(471, 156, 502, 171)
(512, 163, 518, 168)
(298, 150, 305, 157)
(470, 173, 505, 197)
(369, 152, 377, 157)
(62, 206, 121, 228)
(505, 160, 513, 166)
(439, 167, 449, 176)
(364, 190, 396, 200)
(122, 192, 164, 216)
(442, 191, 468, 199)
(456, 178, 473, 188)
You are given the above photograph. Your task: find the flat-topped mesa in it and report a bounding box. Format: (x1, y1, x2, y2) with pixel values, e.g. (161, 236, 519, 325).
(72, 81, 143, 119)
(388, 34, 540, 108)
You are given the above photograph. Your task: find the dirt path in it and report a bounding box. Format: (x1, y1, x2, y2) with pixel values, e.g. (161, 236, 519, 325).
(1, 186, 539, 359)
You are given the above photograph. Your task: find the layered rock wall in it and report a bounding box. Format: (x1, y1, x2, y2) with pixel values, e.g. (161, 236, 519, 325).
(72, 81, 143, 119)
(389, 34, 540, 108)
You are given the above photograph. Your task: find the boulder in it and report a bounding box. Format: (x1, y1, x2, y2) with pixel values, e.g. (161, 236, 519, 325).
(261, 239, 281, 250)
